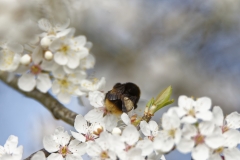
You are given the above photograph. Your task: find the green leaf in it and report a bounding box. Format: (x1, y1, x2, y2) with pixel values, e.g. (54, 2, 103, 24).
(154, 86, 172, 105)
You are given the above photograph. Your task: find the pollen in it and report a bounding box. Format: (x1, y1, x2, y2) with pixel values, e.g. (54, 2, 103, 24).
(168, 129, 176, 138)
(30, 65, 42, 75)
(100, 151, 109, 159)
(194, 134, 205, 144)
(60, 45, 69, 54)
(59, 79, 69, 87)
(59, 146, 70, 157)
(215, 147, 224, 154)
(188, 109, 196, 117)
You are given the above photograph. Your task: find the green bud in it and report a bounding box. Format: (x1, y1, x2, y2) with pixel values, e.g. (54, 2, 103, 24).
(147, 86, 174, 115)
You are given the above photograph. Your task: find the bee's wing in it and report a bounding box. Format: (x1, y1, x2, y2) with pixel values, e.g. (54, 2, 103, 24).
(122, 95, 137, 112)
(106, 83, 125, 100)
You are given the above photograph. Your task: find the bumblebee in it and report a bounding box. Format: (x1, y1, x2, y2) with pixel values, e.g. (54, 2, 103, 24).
(104, 82, 140, 115)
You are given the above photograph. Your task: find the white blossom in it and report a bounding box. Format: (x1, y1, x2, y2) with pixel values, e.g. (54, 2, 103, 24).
(153, 110, 181, 152)
(0, 135, 23, 160)
(88, 91, 105, 108)
(43, 126, 87, 160)
(80, 77, 106, 92)
(71, 115, 105, 143)
(175, 96, 213, 123)
(0, 42, 23, 72)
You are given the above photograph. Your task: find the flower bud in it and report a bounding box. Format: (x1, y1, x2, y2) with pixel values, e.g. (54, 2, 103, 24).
(40, 36, 54, 48)
(44, 51, 53, 60)
(112, 127, 121, 135)
(20, 54, 31, 65)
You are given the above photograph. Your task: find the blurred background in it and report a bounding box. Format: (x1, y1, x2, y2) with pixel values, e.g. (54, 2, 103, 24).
(1, 0, 240, 159)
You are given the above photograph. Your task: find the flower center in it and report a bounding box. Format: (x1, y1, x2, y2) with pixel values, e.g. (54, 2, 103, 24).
(194, 134, 205, 144)
(59, 79, 69, 87)
(222, 125, 229, 133)
(100, 151, 109, 159)
(60, 45, 69, 54)
(188, 109, 195, 117)
(85, 132, 95, 141)
(168, 129, 176, 138)
(30, 65, 42, 75)
(215, 147, 224, 154)
(59, 146, 70, 157)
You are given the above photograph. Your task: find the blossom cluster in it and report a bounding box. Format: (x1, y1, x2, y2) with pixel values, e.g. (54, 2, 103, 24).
(2, 94, 239, 160)
(0, 18, 105, 103)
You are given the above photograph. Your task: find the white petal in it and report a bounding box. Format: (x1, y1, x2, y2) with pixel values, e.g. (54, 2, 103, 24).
(181, 124, 198, 139)
(208, 153, 222, 160)
(181, 116, 197, 124)
(54, 52, 68, 65)
(31, 151, 46, 160)
(226, 112, 240, 129)
(176, 138, 194, 153)
(178, 95, 194, 110)
(84, 108, 104, 123)
(73, 36, 86, 46)
(153, 133, 174, 152)
(57, 92, 71, 104)
(52, 80, 60, 94)
(199, 121, 215, 136)
(43, 135, 59, 153)
(67, 53, 80, 69)
(4, 135, 18, 154)
(196, 110, 213, 121)
(68, 139, 87, 155)
(74, 115, 88, 134)
(56, 28, 75, 38)
(54, 127, 71, 146)
(70, 131, 86, 143)
(18, 73, 36, 92)
(121, 125, 139, 146)
(103, 114, 118, 131)
(212, 106, 224, 126)
(223, 129, 240, 148)
(47, 153, 63, 160)
(38, 19, 52, 31)
(66, 154, 82, 160)
(121, 113, 131, 125)
(140, 121, 151, 136)
(174, 128, 182, 144)
(32, 46, 43, 64)
(195, 97, 212, 112)
(55, 19, 70, 31)
(162, 113, 180, 130)
(52, 67, 65, 79)
(205, 134, 224, 149)
(36, 73, 52, 93)
(224, 148, 240, 160)
(192, 144, 210, 160)
(136, 139, 153, 156)
(86, 143, 101, 157)
(149, 120, 159, 136)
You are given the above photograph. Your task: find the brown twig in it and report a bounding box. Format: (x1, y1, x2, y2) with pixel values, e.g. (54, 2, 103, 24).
(0, 72, 78, 126)
(24, 149, 50, 160)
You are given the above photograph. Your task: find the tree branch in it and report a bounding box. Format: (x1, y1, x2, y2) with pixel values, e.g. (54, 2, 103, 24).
(0, 72, 77, 126)
(24, 149, 50, 160)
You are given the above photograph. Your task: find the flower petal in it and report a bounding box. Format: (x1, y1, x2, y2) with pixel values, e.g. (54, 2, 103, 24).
(47, 153, 63, 160)
(54, 52, 68, 65)
(36, 73, 52, 93)
(43, 135, 59, 153)
(74, 115, 88, 134)
(31, 151, 46, 160)
(70, 131, 86, 143)
(121, 125, 139, 146)
(18, 73, 36, 92)
(38, 19, 52, 31)
(176, 138, 194, 153)
(192, 144, 210, 160)
(195, 97, 211, 112)
(212, 106, 224, 126)
(68, 139, 87, 155)
(226, 112, 240, 129)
